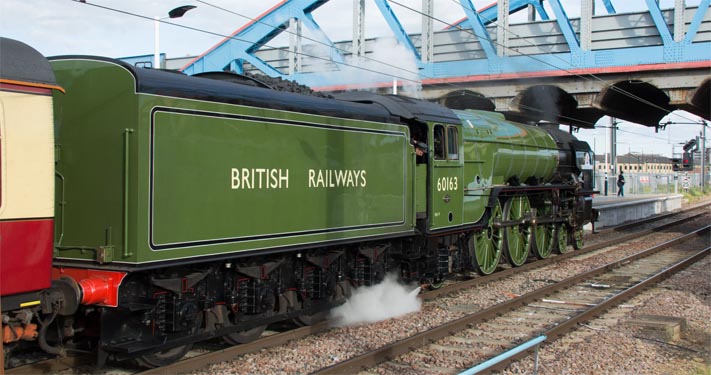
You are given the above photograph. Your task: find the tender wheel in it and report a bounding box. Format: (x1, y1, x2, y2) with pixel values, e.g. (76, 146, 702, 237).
(471, 201, 504, 275)
(554, 223, 570, 254)
(427, 275, 445, 290)
(135, 344, 193, 368)
(136, 309, 203, 367)
(293, 311, 330, 326)
(572, 226, 584, 250)
(532, 207, 555, 259)
(222, 294, 273, 344)
(294, 281, 351, 326)
(223, 325, 267, 345)
(503, 196, 532, 267)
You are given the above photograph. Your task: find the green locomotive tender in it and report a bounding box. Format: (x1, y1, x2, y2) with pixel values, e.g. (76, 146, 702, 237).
(46, 57, 595, 366)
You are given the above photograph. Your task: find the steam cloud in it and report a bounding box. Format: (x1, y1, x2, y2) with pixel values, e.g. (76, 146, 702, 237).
(329, 274, 422, 327)
(306, 37, 423, 97)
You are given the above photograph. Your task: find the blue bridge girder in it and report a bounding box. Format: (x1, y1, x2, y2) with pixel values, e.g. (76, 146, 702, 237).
(447, 0, 550, 30)
(181, 0, 711, 127)
(182, 0, 338, 76)
(182, 0, 560, 76)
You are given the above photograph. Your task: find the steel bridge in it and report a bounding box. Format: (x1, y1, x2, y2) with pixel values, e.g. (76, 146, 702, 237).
(182, 0, 710, 129)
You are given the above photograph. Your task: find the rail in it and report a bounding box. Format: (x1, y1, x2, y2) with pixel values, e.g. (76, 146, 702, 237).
(7, 203, 708, 375)
(315, 226, 709, 374)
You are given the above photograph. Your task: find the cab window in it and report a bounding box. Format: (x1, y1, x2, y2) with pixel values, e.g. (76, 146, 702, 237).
(576, 150, 593, 170)
(434, 125, 445, 160)
(433, 124, 459, 161)
(447, 127, 459, 160)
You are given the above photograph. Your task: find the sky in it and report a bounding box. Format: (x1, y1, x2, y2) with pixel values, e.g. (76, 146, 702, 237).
(1, 0, 707, 158)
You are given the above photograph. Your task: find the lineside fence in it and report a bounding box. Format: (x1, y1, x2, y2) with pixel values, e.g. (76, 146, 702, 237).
(593, 172, 705, 196)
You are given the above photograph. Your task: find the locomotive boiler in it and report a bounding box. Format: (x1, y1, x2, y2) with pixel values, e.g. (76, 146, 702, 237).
(1, 37, 595, 368)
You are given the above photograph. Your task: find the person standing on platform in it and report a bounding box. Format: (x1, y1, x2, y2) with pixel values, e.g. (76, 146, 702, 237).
(617, 171, 625, 197)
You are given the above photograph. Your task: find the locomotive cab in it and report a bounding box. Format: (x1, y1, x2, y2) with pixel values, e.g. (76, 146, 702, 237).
(428, 122, 464, 230)
(574, 141, 596, 192)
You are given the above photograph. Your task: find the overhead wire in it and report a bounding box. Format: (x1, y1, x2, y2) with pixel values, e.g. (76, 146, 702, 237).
(72, 0, 618, 127)
(72, 0, 700, 131)
(193, 0, 597, 127)
(193, 0, 422, 80)
(193, 0, 590, 126)
(462, 1, 703, 125)
(618, 126, 700, 143)
(71, 0, 427, 87)
(394, 0, 703, 125)
(72, 0, 597, 127)
(389, 0, 677, 129)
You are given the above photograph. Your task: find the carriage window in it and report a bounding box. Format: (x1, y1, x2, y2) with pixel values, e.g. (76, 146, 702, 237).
(447, 127, 459, 160)
(433, 125, 445, 160)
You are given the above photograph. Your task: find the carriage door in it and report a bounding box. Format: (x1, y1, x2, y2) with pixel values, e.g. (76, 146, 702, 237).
(429, 124, 463, 230)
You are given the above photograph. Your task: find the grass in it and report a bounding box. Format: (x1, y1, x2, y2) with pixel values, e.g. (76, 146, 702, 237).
(682, 186, 711, 203)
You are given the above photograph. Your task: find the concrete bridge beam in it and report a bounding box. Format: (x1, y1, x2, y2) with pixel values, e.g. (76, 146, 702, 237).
(424, 65, 710, 128)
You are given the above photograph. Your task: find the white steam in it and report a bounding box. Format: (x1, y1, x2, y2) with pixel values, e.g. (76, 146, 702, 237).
(305, 37, 423, 97)
(329, 274, 422, 327)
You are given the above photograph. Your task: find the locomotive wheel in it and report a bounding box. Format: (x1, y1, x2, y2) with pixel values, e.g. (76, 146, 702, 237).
(572, 227, 584, 250)
(554, 223, 570, 254)
(532, 207, 554, 259)
(503, 196, 532, 267)
(471, 201, 503, 275)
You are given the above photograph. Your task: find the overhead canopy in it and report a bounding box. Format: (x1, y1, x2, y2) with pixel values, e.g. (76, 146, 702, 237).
(680, 77, 710, 120)
(509, 85, 600, 129)
(437, 77, 708, 130)
(437, 90, 495, 112)
(594, 80, 675, 127)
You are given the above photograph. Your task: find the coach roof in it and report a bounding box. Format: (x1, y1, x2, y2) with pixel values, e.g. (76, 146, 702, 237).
(0, 37, 61, 91)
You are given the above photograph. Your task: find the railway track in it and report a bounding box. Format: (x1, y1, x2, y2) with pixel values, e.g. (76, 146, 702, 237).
(6, 202, 709, 375)
(316, 225, 710, 374)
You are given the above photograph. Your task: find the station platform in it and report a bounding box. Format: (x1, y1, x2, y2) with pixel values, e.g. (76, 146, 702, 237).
(590, 194, 684, 229)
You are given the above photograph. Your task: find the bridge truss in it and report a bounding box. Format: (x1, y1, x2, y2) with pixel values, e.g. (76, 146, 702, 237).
(182, 0, 710, 128)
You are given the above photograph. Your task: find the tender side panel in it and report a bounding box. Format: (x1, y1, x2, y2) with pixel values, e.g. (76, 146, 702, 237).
(50, 59, 137, 264)
(50, 58, 414, 265)
(148, 108, 411, 253)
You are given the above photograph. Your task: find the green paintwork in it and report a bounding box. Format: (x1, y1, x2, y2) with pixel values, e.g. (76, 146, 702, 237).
(471, 201, 503, 275)
(555, 223, 570, 254)
(415, 164, 427, 215)
(429, 123, 464, 230)
(50, 59, 414, 266)
(533, 205, 555, 259)
(503, 195, 532, 266)
(455, 110, 558, 226)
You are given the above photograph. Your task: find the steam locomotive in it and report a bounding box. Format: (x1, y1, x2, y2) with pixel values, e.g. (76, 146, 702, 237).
(0, 37, 595, 368)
